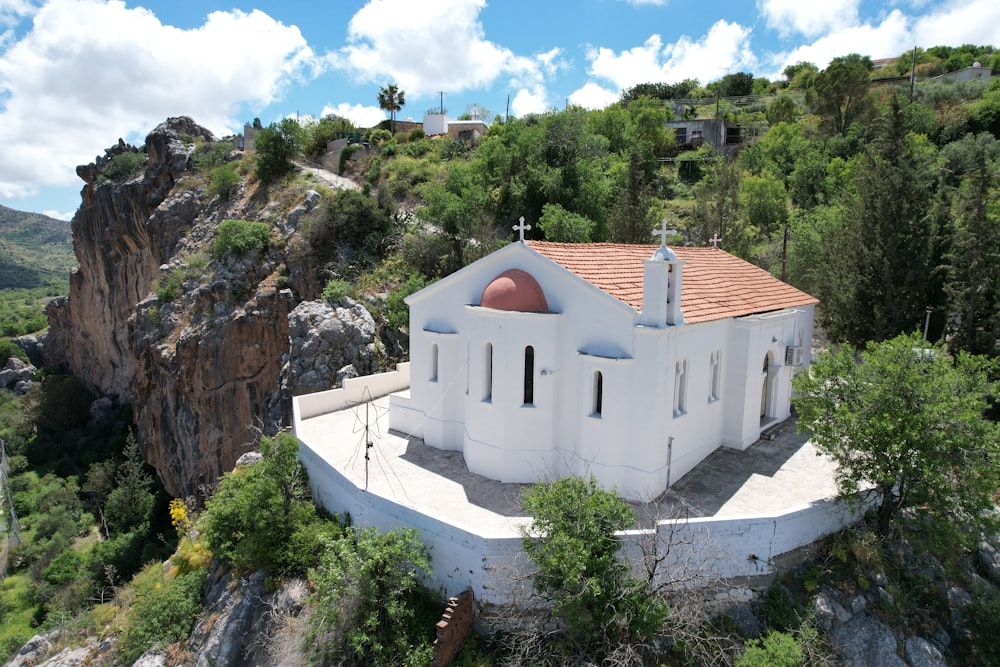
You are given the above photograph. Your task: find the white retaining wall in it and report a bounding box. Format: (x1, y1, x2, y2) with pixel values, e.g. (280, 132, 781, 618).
(293, 363, 411, 422)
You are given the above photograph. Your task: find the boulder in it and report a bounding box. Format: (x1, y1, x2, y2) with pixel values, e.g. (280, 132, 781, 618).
(904, 636, 947, 667)
(830, 613, 906, 667)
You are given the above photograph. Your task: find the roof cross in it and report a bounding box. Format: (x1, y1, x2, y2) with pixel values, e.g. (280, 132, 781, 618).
(513, 216, 531, 243)
(709, 233, 723, 249)
(652, 218, 677, 247)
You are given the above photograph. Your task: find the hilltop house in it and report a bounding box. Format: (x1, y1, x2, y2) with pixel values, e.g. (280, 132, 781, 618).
(389, 231, 817, 501)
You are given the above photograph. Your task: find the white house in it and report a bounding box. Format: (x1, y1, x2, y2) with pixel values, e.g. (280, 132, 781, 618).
(389, 234, 818, 502)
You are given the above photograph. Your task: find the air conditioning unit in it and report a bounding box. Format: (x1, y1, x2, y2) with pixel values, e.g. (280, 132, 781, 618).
(784, 346, 803, 366)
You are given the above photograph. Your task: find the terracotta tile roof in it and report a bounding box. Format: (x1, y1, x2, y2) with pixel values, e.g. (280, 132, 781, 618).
(526, 241, 818, 324)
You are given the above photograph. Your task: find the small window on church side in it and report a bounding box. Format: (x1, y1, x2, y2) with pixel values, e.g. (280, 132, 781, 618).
(483, 342, 493, 401)
(430, 343, 439, 382)
(523, 345, 534, 405)
(709, 350, 721, 402)
(673, 359, 688, 417)
(593, 370, 603, 416)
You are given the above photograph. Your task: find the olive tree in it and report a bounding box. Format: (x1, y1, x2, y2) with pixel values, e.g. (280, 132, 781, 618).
(792, 332, 1000, 542)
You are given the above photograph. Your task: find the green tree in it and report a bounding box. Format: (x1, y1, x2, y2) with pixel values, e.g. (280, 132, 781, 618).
(718, 71, 754, 97)
(378, 83, 406, 134)
(944, 132, 1000, 357)
(805, 57, 872, 135)
(815, 97, 942, 345)
(782, 62, 818, 89)
(792, 332, 1000, 541)
(254, 118, 303, 183)
(521, 476, 668, 655)
(538, 202, 595, 242)
(307, 526, 432, 665)
(690, 158, 753, 258)
(766, 96, 798, 125)
(103, 431, 154, 535)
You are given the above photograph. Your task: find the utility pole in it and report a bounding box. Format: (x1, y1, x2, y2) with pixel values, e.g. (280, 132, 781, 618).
(437, 91, 446, 114)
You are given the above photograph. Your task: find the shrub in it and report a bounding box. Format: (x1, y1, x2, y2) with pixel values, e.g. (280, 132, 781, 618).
(155, 271, 182, 302)
(306, 526, 432, 665)
(212, 219, 270, 260)
(736, 631, 804, 667)
(521, 476, 668, 653)
(203, 433, 327, 575)
(41, 549, 84, 587)
(321, 279, 352, 304)
(101, 150, 147, 181)
(192, 141, 234, 171)
(208, 163, 240, 200)
(118, 568, 205, 663)
(0, 341, 28, 365)
(385, 274, 429, 330)
(408, 127, 425, 142)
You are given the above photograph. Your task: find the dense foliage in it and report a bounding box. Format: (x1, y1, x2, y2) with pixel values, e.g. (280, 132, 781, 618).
(521, 476, 668, 658)
(211, 218, 271, 260)
(792, 332, 1000, 542)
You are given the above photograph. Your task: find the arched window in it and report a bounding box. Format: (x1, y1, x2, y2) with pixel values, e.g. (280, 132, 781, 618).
(673, 359, 688, 417)
(430, 343, 439, 382)
(483, 342, 493, 401)
(709, 350, 721, 402)
(523, 345, 535, 405)
(593, 370, 603, 416)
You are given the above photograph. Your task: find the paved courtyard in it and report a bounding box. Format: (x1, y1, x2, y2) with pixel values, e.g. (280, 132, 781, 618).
(295, 395, 840, 538)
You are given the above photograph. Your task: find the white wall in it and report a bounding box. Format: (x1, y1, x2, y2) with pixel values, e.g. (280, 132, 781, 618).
(298, 429, 861, 603)
(401, 243, 816, 502)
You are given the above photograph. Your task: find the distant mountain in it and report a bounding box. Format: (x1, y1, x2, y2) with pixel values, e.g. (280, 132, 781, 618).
(0, 204, 75, 289)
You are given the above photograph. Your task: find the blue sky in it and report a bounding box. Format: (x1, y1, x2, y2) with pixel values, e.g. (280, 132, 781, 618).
(0, 0, 997, 220)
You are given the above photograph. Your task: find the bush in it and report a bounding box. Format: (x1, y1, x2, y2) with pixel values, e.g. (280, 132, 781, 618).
(208, 163, 240, 200)
(736, 631, 804, 667)
(321, 279, 352, 304)
(254, 118, 304, 183)
(101, 150, 146, 181)
(0, 340, 28, 365)
(385, 274, 429, 330)
(118, 568, 205, 663)
(203, 433, 327, 575)
(192, 141, 234, 171)
(212, 219, 270, 260)
(306, 526, 433, 665)
(521, 476, 668, 653)
(155, 271, 182, 302)
(408, 127, 425, 142)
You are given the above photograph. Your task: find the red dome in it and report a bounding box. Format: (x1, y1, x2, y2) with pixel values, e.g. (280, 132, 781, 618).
(480, 269, 548, 312)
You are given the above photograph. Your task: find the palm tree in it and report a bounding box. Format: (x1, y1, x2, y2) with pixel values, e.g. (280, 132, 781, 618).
(377, 84, 406, 134)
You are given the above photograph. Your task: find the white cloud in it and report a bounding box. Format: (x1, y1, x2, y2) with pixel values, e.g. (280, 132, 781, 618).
(767, 9, 911, 77)
(0, 0, 35, 27)
(0, 0, 319, 199)
(759, 0, 860, 38)
(336, 0, 561, 106)
(511, 86, 550, 117)
(321, 102, 386, 128)
(42, 208, 73, 221)
(586, 20, 756, 91)
(568, 82, 620, 109)
(911, 0, 1000, 50)
(337, 0, 510, 98)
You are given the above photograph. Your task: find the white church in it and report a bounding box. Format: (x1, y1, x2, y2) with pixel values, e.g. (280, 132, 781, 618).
(389, 228, 818, 502)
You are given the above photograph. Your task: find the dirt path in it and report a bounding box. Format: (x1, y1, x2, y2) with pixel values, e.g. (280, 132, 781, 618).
(296, 161, 360, 192)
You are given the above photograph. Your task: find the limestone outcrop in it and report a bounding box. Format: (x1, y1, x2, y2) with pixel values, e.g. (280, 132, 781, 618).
(42, 116, 373, 497)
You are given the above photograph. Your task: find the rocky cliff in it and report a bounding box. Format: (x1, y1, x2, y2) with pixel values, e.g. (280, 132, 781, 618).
(45, 117, 379, 497)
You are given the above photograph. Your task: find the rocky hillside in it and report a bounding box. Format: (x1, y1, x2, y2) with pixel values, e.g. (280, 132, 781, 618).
(42, 117, 381, 497)
(0, 204, 74, 289)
